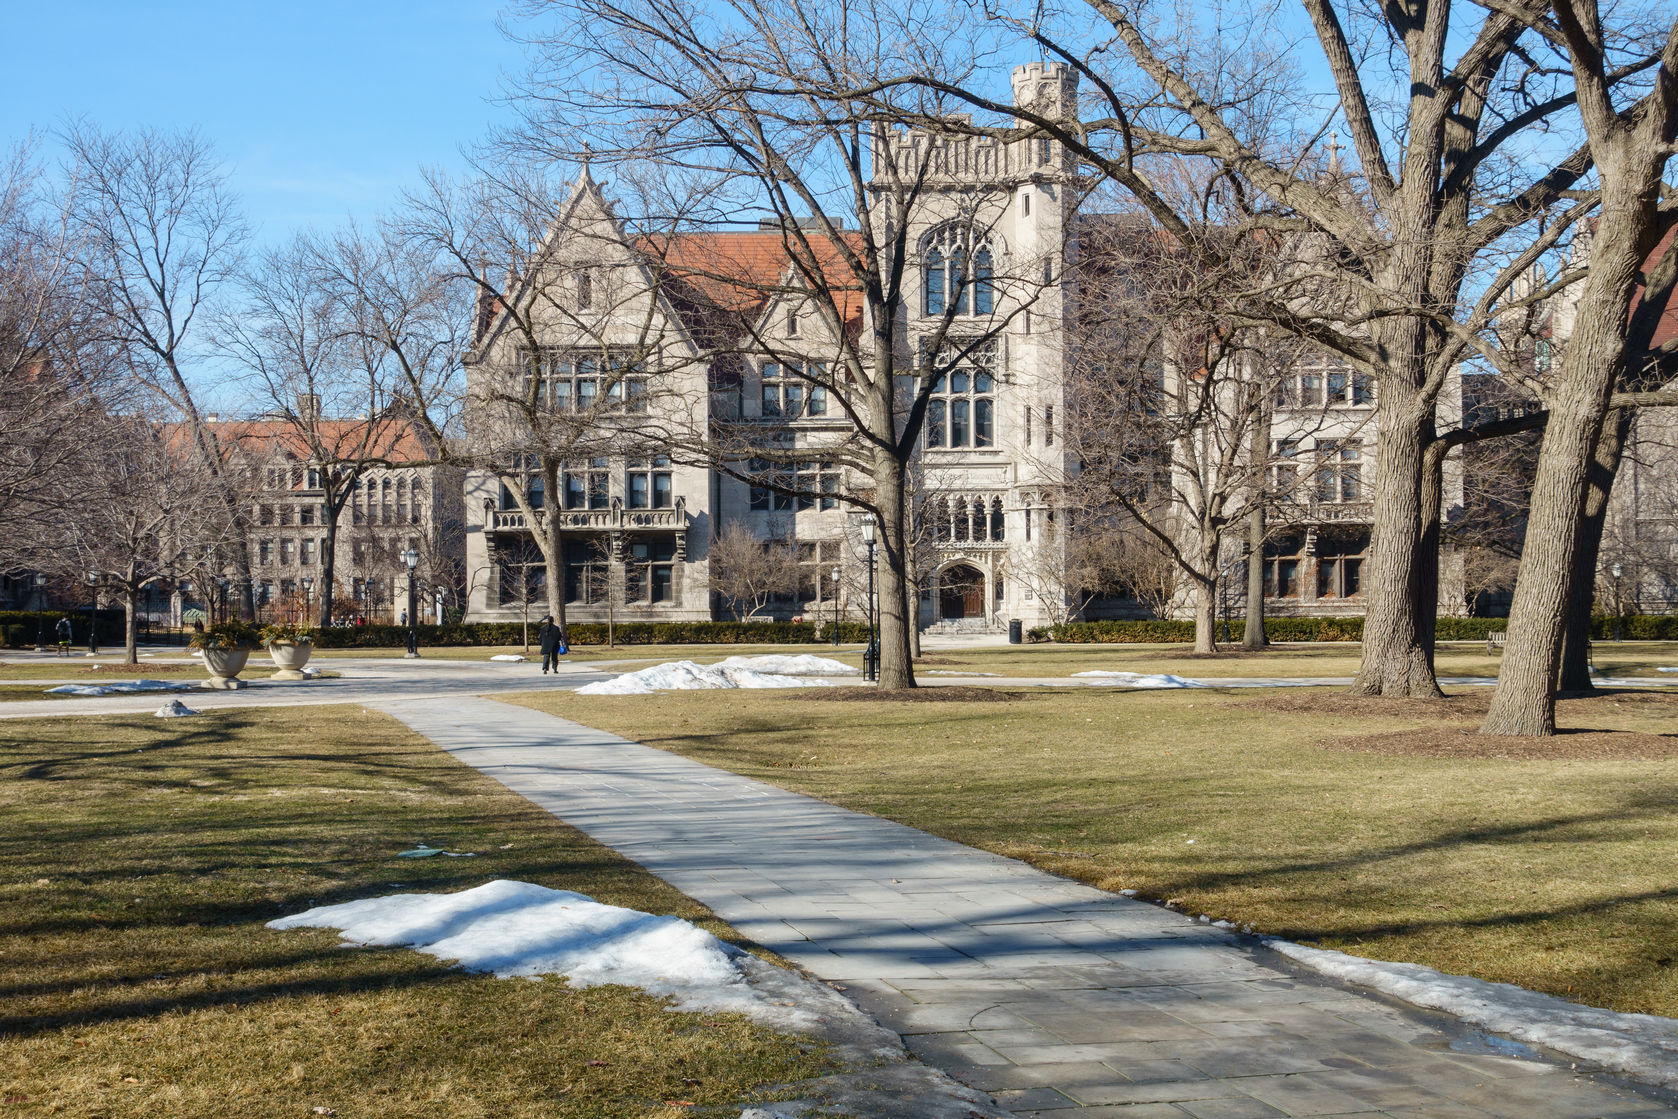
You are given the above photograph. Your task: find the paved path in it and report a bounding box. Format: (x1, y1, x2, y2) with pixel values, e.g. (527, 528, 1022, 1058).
(374, 694, 1675, 1119)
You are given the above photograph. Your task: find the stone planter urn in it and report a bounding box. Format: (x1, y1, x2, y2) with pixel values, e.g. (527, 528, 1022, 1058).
(267, 641, 313, 681)
(200, 647, 252, 690)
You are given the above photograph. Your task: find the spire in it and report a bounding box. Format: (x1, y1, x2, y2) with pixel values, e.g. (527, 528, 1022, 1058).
(1326, 130, 1344, 175)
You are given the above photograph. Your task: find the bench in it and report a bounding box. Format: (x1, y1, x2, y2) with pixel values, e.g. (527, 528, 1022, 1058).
(1485, 629, 1507, 654)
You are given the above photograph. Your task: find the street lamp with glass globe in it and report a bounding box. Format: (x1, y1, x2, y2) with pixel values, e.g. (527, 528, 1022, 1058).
(33, 573, 47, 651)
(1610, 562, 1626, 641)
(859, 516, 877, 682)
(85, 571, 99, 655)
(402, 547, 420, 658)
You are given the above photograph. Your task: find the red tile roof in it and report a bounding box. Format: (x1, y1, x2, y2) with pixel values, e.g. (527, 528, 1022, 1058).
(637, 229, 868, 332)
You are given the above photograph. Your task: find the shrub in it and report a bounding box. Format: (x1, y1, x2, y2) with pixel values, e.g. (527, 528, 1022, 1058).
(308, 619, 849, 649)
(3, 624, 26, 648)
(189, 621, 262, 650)
(258, 622, 315, 645)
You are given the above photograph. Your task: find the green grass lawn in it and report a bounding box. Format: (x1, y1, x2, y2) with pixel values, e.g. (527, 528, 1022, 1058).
(506, 684, 1678, 1018)
(0, 706, 830, 1118)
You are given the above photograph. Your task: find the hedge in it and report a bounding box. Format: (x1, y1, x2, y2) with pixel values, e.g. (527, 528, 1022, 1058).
(1050, 615, 1678, 644)
(0, 608, 126, 647)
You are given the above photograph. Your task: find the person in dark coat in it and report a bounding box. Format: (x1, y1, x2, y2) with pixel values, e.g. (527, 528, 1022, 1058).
(537, 615, 561, 674)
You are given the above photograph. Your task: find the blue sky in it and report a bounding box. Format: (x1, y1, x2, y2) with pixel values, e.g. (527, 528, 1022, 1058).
(3, 1, 523, 243)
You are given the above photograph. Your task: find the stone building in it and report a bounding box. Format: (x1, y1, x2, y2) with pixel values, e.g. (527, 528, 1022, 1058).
(463, 61, 1444, 631)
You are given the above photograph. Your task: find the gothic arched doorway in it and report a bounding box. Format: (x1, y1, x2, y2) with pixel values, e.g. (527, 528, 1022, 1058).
(939, 564, 985, 620)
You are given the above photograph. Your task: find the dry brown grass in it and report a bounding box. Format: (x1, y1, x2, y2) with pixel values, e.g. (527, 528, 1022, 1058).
(0, 706, 830, 1117)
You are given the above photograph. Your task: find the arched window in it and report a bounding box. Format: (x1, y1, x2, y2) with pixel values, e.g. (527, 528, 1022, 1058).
(924, 249, 946, 316)
(990, 497, 1005, 541)
(922, 225, 998, 318)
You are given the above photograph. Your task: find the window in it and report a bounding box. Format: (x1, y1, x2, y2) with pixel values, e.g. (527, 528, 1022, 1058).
(1021, 190, 1031, 217)
(575, 268, 593, 310)
(787, 310, 799, 337)
(563, 458, 611, 510)
(301, 540, 316, 566)
(1264, 533, 1304, 598)
(528, 349, 649, 413)
(1316, 532, 1370, 599)
(922, 225, 995, 317)
(760, 361, 827, 419)
(928, 494, 1006, 542)
(625, 538, 678, 604)
(627, 456, 674, 509)
(1316, 440, 1362, 503)
(747, 458, 795, 512)
(1043, 405, 1054, 447)
(1271, 439, 1303, 498)
(793, 461, 841, 511)
(259, 541, 273, 566)
(925, 346, 998, 449)
(1277, 360, 1374, 408)
(280, 539, 295, 565)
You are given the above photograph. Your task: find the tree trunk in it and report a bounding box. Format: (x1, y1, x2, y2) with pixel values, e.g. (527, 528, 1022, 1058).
(1353, 391, 1443, 697)
(1243, 387, 1269, 649)
(1192, 573, 1217, 654)
(908, 579, 922, 659)
(1243, 505, 1266, 649)
(1417, 439, 1446, 668)
(873, 451, 917, 690)
(124, 586, 138, 666)
(319, 508, 340, 630)
(1559, 410, 1631, 692)
(1481, 401, 1606, 734)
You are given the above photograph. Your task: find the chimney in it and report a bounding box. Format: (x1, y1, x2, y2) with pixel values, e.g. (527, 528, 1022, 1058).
(205, 412, 219, 423)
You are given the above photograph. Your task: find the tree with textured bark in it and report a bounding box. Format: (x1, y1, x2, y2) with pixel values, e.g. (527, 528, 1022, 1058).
(65, 124, 256, 616)
(498, 0, 1052, 688)
(903, 0, 1640, 696)
(1481, 3, 1678, 735)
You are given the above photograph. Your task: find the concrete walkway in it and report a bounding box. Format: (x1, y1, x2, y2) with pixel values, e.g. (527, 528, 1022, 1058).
(374, 694, 1675, 1119)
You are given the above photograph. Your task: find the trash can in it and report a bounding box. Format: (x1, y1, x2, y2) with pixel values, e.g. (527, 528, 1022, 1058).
(1008, 618, 1023, 644)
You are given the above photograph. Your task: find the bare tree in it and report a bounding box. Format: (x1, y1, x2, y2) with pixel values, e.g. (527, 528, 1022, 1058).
(44, 414, 234, 664)
(500, 0, 1055, 688)
(1481, 5, 1678, 735)
(709, 520, 800, 620)
(903, 0, 1655, 699)
(217, 233, 425, 629)
(0, 141, 117, 557)
(65, 124, 256, 615)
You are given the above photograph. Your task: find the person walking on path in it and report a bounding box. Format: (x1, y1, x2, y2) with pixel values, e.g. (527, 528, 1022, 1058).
(54, 616, 71, 657)
(537, 615, 562, 674)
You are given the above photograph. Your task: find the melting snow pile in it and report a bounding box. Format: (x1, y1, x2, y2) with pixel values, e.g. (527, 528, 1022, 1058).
(577, 660, 832, 695)
(1270, 939, 1678, 1089)
(46, 679, 193, 697)
(1069, 670, 1209, 689)
(711, 653, 857, 676)
(1658, 667, 1678, 674)
(153, 699, 200, 718)
(268, 879, 798, 1022)
(489, 654, 526, 663)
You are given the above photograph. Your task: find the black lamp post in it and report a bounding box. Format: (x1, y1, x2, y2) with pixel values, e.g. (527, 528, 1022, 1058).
(1611, 562, 1625, 641)
(402, 547, 420, 658)
(86, 571, 99, 655)
(860, 515, 877, 682)
(301, 577, 314, 627)
(830, 566, 841, 646)
(33, 573, 47, 651)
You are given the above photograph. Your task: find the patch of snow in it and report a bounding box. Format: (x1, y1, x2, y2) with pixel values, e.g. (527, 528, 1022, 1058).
(1658, 667, 1678, 674)
(268, 879, 810, 1024)
(154, 699, 199, 718)
(1269, 938, 1678, 1090)
(396, 845, 476, 859)
(712, 653, 858, 676)
(576, 660, 832, 696)
(300, 666, 320, 677)
(45, 679, 192, 697)
(490, 654, 526, 663)
(1069, 670, 1209, 688)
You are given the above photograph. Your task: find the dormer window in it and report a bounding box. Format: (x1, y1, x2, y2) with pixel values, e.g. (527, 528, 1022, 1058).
(787, 310, 799, 336)
(576, 268, 593, 310)
(923, 225, 996, 317)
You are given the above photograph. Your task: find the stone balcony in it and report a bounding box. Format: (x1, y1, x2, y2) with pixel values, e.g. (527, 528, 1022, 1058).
(490, 497, 687, 533)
